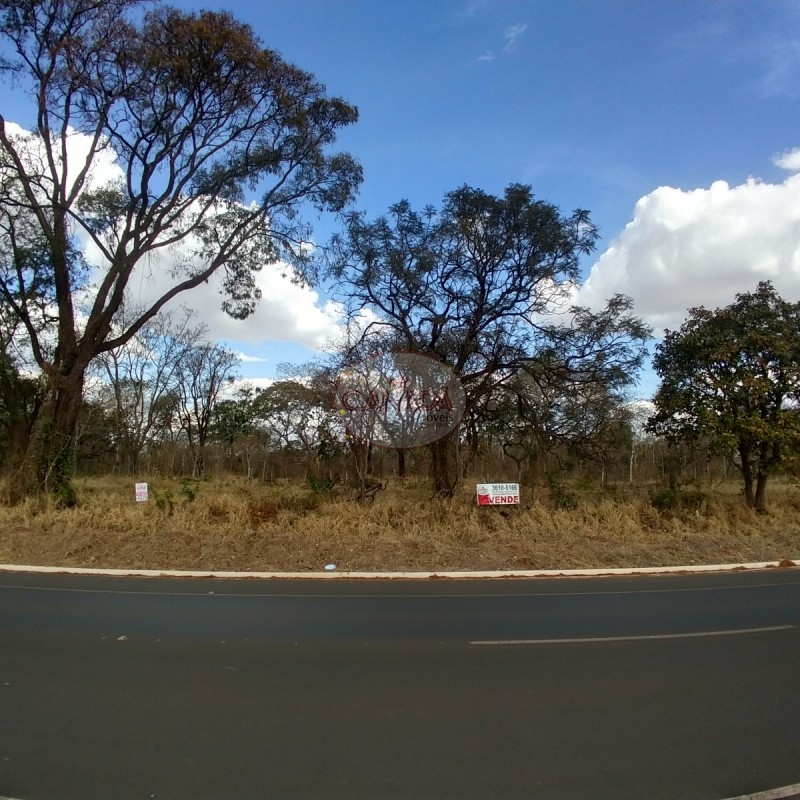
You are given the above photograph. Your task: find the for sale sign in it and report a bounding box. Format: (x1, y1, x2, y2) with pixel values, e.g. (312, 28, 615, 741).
(476, 483, 520, 506)
(135, 482, 149, 502)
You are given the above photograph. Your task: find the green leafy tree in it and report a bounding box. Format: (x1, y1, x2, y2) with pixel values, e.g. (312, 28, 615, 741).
(0, 0, 360, 503)
(478, 372, 633, 483)
(211, 385, 264, 477)
(328, 184, 651, 495)
(648, 281, 800, 513)
(212, 393, 255, 450)
(251, 379, 330, 457)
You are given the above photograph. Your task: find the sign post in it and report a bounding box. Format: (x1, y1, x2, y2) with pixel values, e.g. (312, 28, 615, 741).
(476, 483, 520, 506)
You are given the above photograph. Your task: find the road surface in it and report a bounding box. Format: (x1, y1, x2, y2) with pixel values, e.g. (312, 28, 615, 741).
(1, 568, 799, 799)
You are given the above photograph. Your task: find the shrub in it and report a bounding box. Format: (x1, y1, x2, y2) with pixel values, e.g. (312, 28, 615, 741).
(307, 475, 335, 495)
(650, 486, 706, 514)
(154, 489, 174, 515)
(179, 478, 201, 503)
(550, 485, 579, 510)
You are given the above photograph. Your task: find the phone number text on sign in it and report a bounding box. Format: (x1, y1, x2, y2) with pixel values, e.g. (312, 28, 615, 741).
(476, 483, 520, 506)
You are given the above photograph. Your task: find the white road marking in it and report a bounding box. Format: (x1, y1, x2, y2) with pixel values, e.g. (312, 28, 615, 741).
(470, 625, 795, 645)
(1, 578, 799, 599)
(0, 560, 797, 582)
(722, 783, 800, 800)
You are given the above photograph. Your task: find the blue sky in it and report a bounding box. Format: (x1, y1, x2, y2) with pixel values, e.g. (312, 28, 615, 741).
(205, 0, 800, 396)
(5, 0, 800, 398)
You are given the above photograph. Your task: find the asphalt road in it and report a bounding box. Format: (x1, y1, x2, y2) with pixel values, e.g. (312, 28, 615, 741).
(1, 568, 799, 800)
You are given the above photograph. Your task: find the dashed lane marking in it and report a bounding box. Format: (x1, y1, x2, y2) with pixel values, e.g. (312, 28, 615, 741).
(470, 625, 795, 645)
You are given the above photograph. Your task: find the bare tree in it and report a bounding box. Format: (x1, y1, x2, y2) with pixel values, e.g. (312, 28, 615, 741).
(96, 308, 205, 475)
(175, 342, 239, 478)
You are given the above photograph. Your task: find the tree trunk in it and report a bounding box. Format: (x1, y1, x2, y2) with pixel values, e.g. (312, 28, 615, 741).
(349, 439, 371, 502)
(132, 451, 141, 477)
(503, 447, 523, 484)
(193, 447, 206, 479)
(8, 371, 85, 506)
(740, 443, 755, 508)
(429, 433, 458, 497)
(754, 472, 769, 514)
(366, 442, 374, 477)
(396, 448, 406, 479)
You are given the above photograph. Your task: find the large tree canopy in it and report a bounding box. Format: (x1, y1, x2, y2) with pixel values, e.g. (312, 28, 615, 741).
(0, 0, 361, 502)
(648, 281, 800, 513)
(327, 184, 651, 494)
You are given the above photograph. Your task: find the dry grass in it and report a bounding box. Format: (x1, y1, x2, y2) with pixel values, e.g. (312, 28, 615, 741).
(0, 475, 798, 572)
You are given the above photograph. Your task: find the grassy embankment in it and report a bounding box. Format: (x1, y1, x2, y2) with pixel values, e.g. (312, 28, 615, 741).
(0, 475, 798, 572)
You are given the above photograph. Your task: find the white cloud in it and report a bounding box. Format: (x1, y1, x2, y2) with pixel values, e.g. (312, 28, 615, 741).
(2, 121, 123, 194)
(227, 377, 275, 395)
(529, 277, 580, 327)
(774, 147, 800, 172)
(759, 31, 800, 97)
(2, 121, 354, 354)
(576, 169, 800, 334)
(463, 0, 492, 16)
(236, 352, 269, 364)
(477, 21, 526, 62)
(125, 258, 347, 350)
(503, 23, 528, 53)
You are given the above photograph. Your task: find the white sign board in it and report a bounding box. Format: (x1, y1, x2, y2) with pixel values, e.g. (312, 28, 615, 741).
(476, 483, 520, 506)
(135, 482, 149, 502)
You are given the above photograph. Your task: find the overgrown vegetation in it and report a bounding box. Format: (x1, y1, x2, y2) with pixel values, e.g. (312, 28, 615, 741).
(0, 475, 796, 571)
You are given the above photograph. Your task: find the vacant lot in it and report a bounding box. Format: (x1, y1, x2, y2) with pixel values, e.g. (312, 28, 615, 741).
(0, 476, 798, 572)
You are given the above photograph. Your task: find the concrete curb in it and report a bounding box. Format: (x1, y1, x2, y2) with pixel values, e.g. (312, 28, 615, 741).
(722, 783, 800, 800)
(0, 559, 796, 580)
